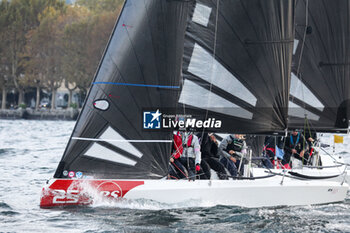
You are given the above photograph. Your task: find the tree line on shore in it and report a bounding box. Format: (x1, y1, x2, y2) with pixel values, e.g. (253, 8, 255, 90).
(0, 0, 123, 110)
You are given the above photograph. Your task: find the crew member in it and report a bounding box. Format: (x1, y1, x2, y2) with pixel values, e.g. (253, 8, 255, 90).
(198, 133, 228, 179)
(284, 130, 309, 166)
(219, 134, 247, 177)
(170, 131, 204, 180)
(263, 136, 287, 169)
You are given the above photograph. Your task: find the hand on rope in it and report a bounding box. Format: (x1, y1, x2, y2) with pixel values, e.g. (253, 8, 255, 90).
(230, 156, 237, 163)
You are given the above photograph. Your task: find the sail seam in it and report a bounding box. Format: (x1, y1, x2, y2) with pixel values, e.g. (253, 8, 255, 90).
(244, 39, 294, 44)
(93, 81, 180, 89)
(319, 62, 350, 67)
(72, 137, 172, 143)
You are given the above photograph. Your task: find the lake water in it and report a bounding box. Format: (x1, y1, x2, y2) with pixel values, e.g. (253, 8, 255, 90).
(0, 120, 349, 232)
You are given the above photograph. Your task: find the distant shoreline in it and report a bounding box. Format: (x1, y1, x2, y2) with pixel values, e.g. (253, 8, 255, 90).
(0, 109, 79, 121)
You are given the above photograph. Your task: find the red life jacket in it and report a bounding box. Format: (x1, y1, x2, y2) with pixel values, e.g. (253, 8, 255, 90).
(263, 144, 276, 154)
(172, 132, 193, 159)
(266, 147, 276, 154)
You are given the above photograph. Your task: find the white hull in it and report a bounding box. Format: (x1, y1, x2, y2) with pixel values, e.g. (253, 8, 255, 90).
(127, 179, 348, 208)
(40, 153, 349, 208)
(40, 176, 349, 208)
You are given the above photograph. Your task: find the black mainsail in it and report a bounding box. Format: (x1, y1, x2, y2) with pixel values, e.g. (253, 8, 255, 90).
(54, 0, 295, 179)
(179, 0, 295, 134)
(289, 0, 350, 132)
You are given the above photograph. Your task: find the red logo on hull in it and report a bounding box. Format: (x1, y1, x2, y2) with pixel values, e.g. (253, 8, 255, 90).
(97, 181, 123, 199)
(40, 180, 144, 208)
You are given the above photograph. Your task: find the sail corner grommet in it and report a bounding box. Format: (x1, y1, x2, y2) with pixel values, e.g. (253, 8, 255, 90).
(93, 99, 110, 111)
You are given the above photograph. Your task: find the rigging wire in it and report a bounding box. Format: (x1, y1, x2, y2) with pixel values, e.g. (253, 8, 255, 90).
(294, 0, 309, 97)
(200, 0, 220, 141)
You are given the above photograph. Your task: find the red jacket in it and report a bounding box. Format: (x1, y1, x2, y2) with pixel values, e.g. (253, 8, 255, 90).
(172, 132, 193, 159)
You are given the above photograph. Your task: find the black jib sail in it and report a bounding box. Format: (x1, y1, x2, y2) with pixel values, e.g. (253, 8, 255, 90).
(179, 0, 295, 134)
(54, 0, 295, 179)
(54, 0, 191, 179)
(289, 0, 350, 132)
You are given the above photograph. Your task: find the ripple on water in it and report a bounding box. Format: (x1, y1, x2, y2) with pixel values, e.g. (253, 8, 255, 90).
(132, 209, 182, 226)
(1, 210, 20, 216)
(0, 201, 11, 209)
(0, 148, 15, 157)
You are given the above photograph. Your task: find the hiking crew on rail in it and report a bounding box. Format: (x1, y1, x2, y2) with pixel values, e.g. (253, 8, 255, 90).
(168, 132, 248, 180)
(168, 130, 319, 180)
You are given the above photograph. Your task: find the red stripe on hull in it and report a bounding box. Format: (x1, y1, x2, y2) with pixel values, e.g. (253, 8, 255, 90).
(40, 179, 144, 208)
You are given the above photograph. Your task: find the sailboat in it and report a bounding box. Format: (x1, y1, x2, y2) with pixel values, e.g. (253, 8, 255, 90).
(40, 0, 348, 208)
